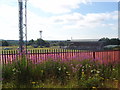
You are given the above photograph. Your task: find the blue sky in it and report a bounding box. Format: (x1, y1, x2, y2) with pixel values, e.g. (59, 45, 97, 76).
(0, 0, 118, 40)
(76, 2, 117, 14)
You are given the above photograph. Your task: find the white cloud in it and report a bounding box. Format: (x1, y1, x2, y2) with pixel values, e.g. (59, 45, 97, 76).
(27, 11, 50, 40)
(0, 1, 118, 40)
(0, 5, 19, 40)
(40, 11, 117, 39)
(91, 0, 118, 2)
(49, 11, 117, 30)
(29, 0, 90, 14)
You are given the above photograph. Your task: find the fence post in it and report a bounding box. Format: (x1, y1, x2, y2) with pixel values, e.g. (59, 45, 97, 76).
(93, 51, 95, 59)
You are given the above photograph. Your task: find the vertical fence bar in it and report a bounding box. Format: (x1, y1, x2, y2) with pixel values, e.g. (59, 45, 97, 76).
(44, 49, 46, 61)
(8, 50, 10, 63)
(33, 49, 35, 64)
(52, 49, 54, 59)
(118, 50, 120, 63)
(34, 49, 36, 64)
(5, 50, 7, 64)
(38, 49, 40, 61)
(55, 49, 57, 59)
(4, 50, 7, 64)
(100, 51, 102, 64)
(14, 50, 16, 59)
(2, 51, 4, 65)
(46, 49, 49, 58)
(4, 51, 6, 64)
(63, 49, 65, 57)
(60, 49, 62, 60)
(30, 49, 32, 63)
(113, 50, 115, 62)
(93, 51, 95, 59)
(11, 50, 14, 63)
(37, 49, 39, 63)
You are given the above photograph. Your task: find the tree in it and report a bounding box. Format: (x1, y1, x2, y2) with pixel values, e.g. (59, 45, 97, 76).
(36, 38, 50, 47)
(44, 41, 50, 47)
(110, 38, 120, 45)
(2, 40, 9, 46)
(99, 37, 120, 45)
(99, 37, 109, 41)
(99, 37, 110, 45)
(28, 39, 34, 45)
(58, 42, 65, 46)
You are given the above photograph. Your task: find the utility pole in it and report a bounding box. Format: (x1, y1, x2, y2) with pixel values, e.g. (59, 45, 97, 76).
(18, 0, 24, 52)
(25, 0, 27, 54)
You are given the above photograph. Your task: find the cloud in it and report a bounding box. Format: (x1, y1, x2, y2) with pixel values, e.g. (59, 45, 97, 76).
(29, 0, 91, 14)
(53, 13, 84, 24)
(0, 5, 19, 40)
(35, 10, 117, 39)
(0, 1, 118, 40)
(91, 0, 118, 2)
(50, 11, 117, 30)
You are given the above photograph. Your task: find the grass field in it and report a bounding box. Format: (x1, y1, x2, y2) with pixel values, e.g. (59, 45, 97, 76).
(1, 46, 86, 55)
(1, 46, 60, 49)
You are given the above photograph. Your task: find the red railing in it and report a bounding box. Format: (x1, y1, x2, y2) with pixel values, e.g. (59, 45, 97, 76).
(1, 49, 120, 64)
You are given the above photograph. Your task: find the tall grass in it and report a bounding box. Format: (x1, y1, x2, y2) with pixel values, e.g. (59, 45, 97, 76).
(2, 51, 119, 88)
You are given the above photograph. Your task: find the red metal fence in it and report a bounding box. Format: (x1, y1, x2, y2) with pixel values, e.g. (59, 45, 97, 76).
(1, 49, 120, 64)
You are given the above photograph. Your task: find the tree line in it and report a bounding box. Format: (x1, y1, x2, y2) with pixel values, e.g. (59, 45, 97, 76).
(1, 38, 120, 47)
(28, 38, 50, 48)
(99, 38, 120, 45)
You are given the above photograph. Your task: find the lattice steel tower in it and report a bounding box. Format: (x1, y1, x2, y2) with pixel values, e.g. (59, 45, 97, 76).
(18, 0, 27, 52)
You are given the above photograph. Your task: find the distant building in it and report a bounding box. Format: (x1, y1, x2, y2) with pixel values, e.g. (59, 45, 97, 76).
(32, 44, 38, 48)
(68, 39, 105, 51)
(104, 45, 120, 50)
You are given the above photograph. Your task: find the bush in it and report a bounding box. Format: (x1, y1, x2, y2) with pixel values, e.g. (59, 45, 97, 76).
(31, 60, 71, 85)
(3, 63, 14, 81)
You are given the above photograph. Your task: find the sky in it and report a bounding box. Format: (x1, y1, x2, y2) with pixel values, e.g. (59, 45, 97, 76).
(0, 0, 119, 40)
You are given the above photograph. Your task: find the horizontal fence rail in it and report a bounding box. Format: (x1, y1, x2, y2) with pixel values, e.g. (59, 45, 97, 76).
(0, 49, 120, 64)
